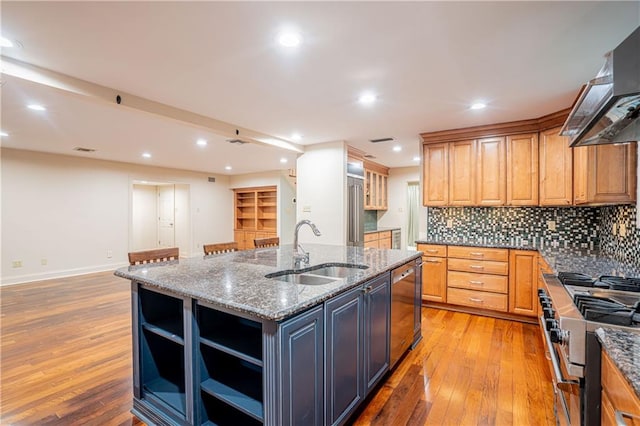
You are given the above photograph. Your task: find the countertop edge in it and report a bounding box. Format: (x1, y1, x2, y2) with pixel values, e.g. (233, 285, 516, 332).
(595, 327, 640, 401)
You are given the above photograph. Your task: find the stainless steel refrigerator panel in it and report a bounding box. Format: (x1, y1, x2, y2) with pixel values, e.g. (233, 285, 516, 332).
(347, 176, 364, 246)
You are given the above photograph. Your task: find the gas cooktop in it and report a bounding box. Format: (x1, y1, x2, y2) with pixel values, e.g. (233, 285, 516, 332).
(557, 272, 640, 293)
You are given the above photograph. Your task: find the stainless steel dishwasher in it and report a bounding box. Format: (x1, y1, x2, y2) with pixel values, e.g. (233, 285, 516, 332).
(390, 261, 416, 368)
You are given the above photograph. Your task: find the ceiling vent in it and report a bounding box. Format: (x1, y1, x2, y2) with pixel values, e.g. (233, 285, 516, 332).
(227, 139, 248, 145)
(364, 154, 376, 159)
(369, 137, 394, 143)
(73, 147, 96, 153)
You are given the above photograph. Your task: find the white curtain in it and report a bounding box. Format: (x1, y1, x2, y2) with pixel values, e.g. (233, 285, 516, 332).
(407, 182, 419, 249)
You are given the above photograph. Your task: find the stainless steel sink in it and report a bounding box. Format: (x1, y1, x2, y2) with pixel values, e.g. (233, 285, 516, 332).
(265, 263, 369, 285)
(271, 274, 337, 285)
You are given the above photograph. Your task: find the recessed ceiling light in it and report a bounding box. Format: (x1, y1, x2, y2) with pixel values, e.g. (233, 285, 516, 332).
(413, 156, 420, 162)
(142, 152, 151, 158)
(196, 138, 208, 147)
(358, 93, 377, 105)
(280, 158, 288, 164)
(470, 102, 486, 110)
(225, 165, 232, 171)
(27, 104, 46, 111)
(0, 131, 8, 137)
(277, 31, 302, 48)
(291, 133, 302, 141)
(393, 146, 402, 152)
(0, 36, 14, 48)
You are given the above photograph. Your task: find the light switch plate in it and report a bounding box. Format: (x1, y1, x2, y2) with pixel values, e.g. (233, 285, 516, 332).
(302, 205, 311, 213)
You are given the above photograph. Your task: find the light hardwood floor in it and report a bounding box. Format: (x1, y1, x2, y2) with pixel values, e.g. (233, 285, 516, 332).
(1, 271, 554, 425)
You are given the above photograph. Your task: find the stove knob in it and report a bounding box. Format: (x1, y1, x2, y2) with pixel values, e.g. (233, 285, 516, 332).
(541, 300, 552, 310)
(537, 289, 546, 297)
(543, 307, 554, 320)
(545, 319, 557, 331)
(550, 328, 567, 344)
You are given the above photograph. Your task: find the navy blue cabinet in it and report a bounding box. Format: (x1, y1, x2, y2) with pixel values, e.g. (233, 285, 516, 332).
(412, 261, 423, 348)
(325, 273, 390, 426)
(279, 305, 324, 426)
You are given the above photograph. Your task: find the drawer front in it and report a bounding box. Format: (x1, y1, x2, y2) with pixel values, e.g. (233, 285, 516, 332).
(447, 287, 508, 312)
(378, 238, 392, 249)
(447, 258, 509, 275)
(364, 232, 378, 242)
(447, 271, 508, 294)
(378, 231, 392, 240)
(364, 240, 379, 249)
(417, 244, 447, 258)
(447, 246, 508, 262)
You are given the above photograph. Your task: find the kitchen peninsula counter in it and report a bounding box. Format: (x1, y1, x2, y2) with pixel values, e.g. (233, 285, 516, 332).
(415, 238, 639, 278)
(115, 243, 420, 321)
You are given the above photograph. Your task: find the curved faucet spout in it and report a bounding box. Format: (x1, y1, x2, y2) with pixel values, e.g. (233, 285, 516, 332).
(293, 220, 322, 266)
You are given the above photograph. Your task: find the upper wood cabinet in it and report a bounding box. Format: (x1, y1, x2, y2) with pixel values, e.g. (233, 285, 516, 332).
(422, 143, 449, 206)
(507, 133, 539, 206)
(477, 137, 506, 206)
(449, 140, 476, 206)
(573, 143, 637, 205)
(539, 127, 573, 206)
(364, 160, 389, 210)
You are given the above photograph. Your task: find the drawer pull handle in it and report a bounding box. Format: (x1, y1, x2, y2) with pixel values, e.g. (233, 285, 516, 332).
(469, 297, 483, 303)
(426, 249, 438, 253)
(470, 265, 484, 270)
(470, 252, 484, 256)
(424, 260, 441, 264)
(615, 409, 640, 426)
(469, 280, 484, 285)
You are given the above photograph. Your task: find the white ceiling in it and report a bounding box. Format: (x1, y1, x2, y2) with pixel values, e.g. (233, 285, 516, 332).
(1, 1, 639, 175)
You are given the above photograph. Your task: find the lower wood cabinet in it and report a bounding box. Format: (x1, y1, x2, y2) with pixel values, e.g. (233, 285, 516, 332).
(234, 230, 277, 250)
(508, 250, 538, 317)
(364, 231, 392, 249)
(418, 244, 447, 303)
(601, 350, 640, 426)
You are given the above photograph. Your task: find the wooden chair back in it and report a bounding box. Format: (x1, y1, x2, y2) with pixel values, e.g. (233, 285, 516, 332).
(254, 237, 280, 248)
(203, 242, 238, 255)
(128, 247, 179, 265)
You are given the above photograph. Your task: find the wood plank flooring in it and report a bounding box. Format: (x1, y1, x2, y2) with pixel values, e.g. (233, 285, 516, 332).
(1, 271, 554, 425)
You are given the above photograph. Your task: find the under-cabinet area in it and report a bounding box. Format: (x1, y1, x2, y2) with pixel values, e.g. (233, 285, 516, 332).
(120, 245, 423, 426)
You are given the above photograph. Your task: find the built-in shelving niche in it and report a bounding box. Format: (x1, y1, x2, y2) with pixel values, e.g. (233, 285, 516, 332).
(197, 304, 264, 425)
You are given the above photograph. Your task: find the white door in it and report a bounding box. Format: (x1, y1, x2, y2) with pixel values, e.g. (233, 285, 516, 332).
(157, 185, 175, 247)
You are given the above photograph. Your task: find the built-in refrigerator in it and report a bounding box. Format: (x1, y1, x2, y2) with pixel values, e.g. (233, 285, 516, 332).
(347, 163, 364, 246)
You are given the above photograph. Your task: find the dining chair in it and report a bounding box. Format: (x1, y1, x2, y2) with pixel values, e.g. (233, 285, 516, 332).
(253, 237, 279, 248)
(203, 242, 238, 255)
(128, 247, 179, 265)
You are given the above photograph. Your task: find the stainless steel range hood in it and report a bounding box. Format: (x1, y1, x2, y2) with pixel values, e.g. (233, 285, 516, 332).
(561, 26, 640, 147)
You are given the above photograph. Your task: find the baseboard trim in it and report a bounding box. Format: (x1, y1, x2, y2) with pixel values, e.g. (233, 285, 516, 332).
(1, 262, 129, 286)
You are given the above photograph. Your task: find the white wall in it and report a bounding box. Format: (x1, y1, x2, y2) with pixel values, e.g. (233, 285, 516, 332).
(1, 148, 233, 285)
(377, 166, 426, 248)
(296, 141, 346, 245)
(229, 169, 297, 244)
(132, 184, 157, 250)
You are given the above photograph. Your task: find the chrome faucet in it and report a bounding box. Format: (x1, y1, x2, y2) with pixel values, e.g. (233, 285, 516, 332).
(293, 219, 322, 266)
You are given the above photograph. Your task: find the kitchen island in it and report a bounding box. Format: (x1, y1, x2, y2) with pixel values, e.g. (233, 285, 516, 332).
(115, 244, 422, 426)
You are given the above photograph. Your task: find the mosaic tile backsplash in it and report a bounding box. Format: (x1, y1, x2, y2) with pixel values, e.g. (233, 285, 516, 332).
(426, 206, 601, 250)
(599, 205, 640, 267)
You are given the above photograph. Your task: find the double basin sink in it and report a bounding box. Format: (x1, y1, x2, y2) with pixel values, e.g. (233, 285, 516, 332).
(265, 263, 369, 285)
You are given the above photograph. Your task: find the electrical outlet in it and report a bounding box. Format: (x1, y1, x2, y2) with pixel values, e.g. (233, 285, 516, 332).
(41, 258, 47, 266)
(612, 223, 617, 235)
(302, 205, 311, 213)
(12, 260, 22, 268)
(547, 220, 556, 231)
(106, 250, 113, 259)
(446, 219, 453, 228)
(619, 223, 627, 237)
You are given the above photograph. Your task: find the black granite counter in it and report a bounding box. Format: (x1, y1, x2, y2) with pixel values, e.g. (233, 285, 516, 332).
(595, 327, 640, 400)
(415, 238, 640, 278)
(115, 244, 421, 321)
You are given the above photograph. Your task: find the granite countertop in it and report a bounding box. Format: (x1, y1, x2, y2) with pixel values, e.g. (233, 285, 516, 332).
(115, 244, 420, 322)
(365, 227, 400, 234)
(415, 238, 640, 278)
(595, 327, 640, 400)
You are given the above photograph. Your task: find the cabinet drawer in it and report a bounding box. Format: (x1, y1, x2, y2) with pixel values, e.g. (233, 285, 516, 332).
(417, 244, 447, 257)
(447, 271, 508, 294)
(601, 351, 640, 422)
(447, 288, 508, 312)
(447, 246, 508, 262)
(364, 232, 378, 242)
(447, 258, 508, 275)
(379, 238, 392, 249)
(364, 240, 379, 249)
(378, 231, 391, 239)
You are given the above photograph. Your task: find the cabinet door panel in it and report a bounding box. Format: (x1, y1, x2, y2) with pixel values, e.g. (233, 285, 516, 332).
(422, 143, 449, 206)
(507, 133, 538, 206)
(539, 127, 572, 206)
(364, 275, 390, 393)
(422, 256, 447, 302)
(449, 140, 476, 206)
(476, 137, 506, 206)
(325, 288, 363, 426)
(508, 250, 538, 316)
(280, 306, 324, 426)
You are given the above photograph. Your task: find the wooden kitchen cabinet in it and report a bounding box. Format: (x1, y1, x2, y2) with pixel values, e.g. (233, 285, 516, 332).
(234, 186, 277, 250)
(422, 143, 449, 206)
(364, 161, 389, 210)
(601, 350, 640, 426)
(449, 140, 476, 206)
(364, 231, 392, 249)
(506, 133, 539, 206)
(417, 244, 447, 303)
(574, 143, 637, 205)
(476, 137, 506, 206)
(539, 127, 573, 206)
(508, 250, 538, 317)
